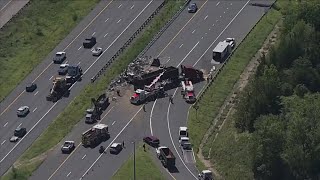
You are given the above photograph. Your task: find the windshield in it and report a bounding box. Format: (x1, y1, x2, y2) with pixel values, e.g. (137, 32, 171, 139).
(180, 131, 187, 136)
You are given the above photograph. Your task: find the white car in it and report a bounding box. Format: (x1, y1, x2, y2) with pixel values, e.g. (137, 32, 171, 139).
(10, 136, 19, 142)
(17, 106, 30, 117)
(53, 51, 66, 63)
(224, 38, 236, 48)
(91, 47, 103, 56)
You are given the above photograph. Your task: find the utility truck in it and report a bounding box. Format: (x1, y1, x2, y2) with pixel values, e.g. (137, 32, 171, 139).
(82, 124, 109, 148)
(212, 38, 235, 63)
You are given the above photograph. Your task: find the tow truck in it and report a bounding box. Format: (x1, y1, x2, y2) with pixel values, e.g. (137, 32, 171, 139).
(47, 65, 82, 102)
(85, 94, 109, 124)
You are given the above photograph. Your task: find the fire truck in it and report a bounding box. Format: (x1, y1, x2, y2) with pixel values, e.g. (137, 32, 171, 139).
(181, 79, 196, 103)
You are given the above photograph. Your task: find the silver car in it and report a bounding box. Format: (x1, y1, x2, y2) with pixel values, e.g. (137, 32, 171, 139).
(91, 47, 103, 56)
(17, 106, 29, 117)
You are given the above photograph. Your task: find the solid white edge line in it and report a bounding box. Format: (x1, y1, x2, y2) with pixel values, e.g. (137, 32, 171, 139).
(167, 88, 198, 179)
(79, 106, 143, 179)
(0, 0, 12, 11)
(0, 103, 57, 163)
(193, 0, 250, 67)
(149, 100, 157, 136)
(82, 0, 154, 75)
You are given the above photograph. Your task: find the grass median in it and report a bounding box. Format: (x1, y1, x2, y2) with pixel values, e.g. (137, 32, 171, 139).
(2, 1, 185, 179)
(112, 144, 166, 180)
(0, 0, 100, 101)
(187, 1, 284, 178)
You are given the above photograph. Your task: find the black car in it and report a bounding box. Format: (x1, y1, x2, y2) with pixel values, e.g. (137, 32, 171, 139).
(83, 37, 97, 48)
(26, 83, 37, 92)
(143, 136, 160, 147)
(58, 64, 69, 75)
(14, 127, 27, 138)
(188, 3, 198, 13)
(110, 143, 123, 154)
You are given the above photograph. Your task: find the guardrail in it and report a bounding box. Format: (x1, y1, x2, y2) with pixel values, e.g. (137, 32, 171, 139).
(193, 0, 277, 108)
(90, 1, 167, 83)
(91, 0, 191, 83)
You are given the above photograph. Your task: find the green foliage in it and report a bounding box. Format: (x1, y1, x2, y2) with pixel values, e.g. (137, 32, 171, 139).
(186, 2, 282, 179)
(0, 0, 99, 101)
(235, 65, 281, 132)
(252, 115, 286, 179)
(234, 1, 320, 179)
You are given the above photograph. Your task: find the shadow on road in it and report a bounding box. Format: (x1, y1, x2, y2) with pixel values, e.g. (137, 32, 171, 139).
(167, 166, 179, 173)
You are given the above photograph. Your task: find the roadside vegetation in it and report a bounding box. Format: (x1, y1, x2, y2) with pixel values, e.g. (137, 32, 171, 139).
(2, 1, 185, 179)
(187, 0, 284, 179)
(189, 0, 320, 179)
(0, 0, 99, 101)
(112, 145, 166, 180)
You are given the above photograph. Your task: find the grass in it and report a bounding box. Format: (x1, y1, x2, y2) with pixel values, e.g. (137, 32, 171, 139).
(112, 145, 166, 180)
(1, 1, 185, 179)
(187, 0, 285, 178)
(0, 0, 100, 101)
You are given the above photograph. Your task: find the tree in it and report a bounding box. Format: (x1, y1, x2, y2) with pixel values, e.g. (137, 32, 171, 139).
(235, 65, 281, 132)
(281, 94, 320, 179)
(252, 115, 286, 180)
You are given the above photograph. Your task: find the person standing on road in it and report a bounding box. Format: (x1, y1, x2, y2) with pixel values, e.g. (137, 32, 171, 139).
(169, 95, 174, 104)
(122, 141, 125, 148)
(116, 89, 121, 97)
(143, 104, 146, 112)
(143, 144, 146, 151)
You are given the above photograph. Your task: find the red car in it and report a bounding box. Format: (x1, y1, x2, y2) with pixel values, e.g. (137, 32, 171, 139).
(143, 136, 160, 147)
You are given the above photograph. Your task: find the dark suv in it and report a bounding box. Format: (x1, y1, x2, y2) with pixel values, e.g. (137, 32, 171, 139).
(83, 37, 97, 48)
(26, 83, 37, 92)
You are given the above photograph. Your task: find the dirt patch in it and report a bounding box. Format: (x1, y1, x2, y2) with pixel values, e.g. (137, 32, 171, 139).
(196, 21, 282, 179)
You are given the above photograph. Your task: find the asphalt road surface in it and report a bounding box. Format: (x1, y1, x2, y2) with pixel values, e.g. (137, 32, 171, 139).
(0, 0, 163, 176)
(146, 0, 274, 179)
(0, 0, 29, 29)
(30, 0, 274, 179)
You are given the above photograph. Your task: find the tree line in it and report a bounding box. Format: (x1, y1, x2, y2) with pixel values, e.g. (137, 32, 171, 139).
(234, 1, 320, 179)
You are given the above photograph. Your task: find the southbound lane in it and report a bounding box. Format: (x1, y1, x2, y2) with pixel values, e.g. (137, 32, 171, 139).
(0, 0, 163, 176)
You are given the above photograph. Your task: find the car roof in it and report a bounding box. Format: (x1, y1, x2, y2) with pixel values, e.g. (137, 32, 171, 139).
(60, 64, 69, 68)
(203, 170, 212, 174)
(56, 52, 65, 54)
(111, 143, 120, 148)
(65, 141, 74, 143)
(93, 124, 108, 129)
(18, 106, 28, 110)
(181, 137, 189, 140)
(179, 127, 188, 131)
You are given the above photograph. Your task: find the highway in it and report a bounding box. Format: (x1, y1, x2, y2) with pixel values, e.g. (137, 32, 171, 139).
(0, 0, 12, 11)
(0, 0, 163, 176)
(30, 0, 273, 179)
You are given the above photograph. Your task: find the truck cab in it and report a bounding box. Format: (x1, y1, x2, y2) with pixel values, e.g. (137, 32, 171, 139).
(130, 89, 147, 105)
(198, 170, 213, 180)
(179, 137, 190, 148)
